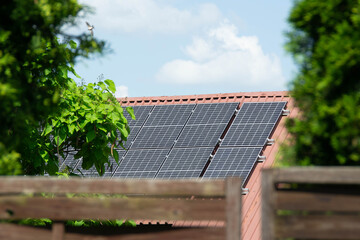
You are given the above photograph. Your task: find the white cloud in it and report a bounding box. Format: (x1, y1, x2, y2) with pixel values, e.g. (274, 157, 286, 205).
(156, 23, 285, 89)
(115, 85, 129, 98)
(81, 0, 222, 34)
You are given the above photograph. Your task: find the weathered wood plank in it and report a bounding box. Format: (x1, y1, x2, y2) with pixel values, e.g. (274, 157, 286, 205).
(276, 215, 360, 239)
(225, 178, 242, 240)
(0, 177, 225, 196)
(276, 191, 360, 211)
(0, 196, 226, 221)
(261, 169, 276, 240)
(265, 167, 360, 184)
(0, 223, 51, 240)
(0, 223, 225, 240)
(52, 222, 65, 240)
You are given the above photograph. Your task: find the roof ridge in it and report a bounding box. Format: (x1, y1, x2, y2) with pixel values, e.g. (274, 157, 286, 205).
(118, 91, 290, 106)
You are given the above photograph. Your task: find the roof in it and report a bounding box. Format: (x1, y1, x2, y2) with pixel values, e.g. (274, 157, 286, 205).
(116, 91, 296, 240)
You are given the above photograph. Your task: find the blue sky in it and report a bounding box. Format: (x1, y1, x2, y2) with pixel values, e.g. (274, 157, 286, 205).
(69, 0, 296, 97)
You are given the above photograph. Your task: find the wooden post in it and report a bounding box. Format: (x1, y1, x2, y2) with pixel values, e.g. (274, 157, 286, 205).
(261, 169, 275, 240)
(226, 177, 242, 240)
(51, 222, 64, 240)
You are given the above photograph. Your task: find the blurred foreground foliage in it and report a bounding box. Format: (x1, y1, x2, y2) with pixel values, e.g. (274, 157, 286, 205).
(283, 0, 360, 165)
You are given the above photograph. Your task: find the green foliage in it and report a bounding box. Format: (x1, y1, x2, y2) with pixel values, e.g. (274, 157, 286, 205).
(21, 78, 134, 175)
(0, 0, 108, 175)
(284, 0, 360, 165)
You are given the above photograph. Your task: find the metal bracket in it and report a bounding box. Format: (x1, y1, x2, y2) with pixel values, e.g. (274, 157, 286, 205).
(282, 109, 290, 116)
(242, 188, 249, 195)
(257, 155, 266, 162)
(266, 138, 275, 146)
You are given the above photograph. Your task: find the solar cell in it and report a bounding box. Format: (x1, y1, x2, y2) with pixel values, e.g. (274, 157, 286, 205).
(59, 152, 80, 171)
(113, 149, 169, 178)
(156, 147, 213, 179)
(187, 102, 238, 125)
(233, 102, 286, 125)
(131, 126, 183, 149)
(123, 105, 153, 127)
(120, 126, 141, 149)
(144, 104, 195, 126)
(221, 123, 274, 146)
(175, 124, 227, 147)
(203, 147, 262, 184)
(102, 150, 126, 176)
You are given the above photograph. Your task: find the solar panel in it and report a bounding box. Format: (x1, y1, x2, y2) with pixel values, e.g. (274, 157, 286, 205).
(233, 102, 286, 125)
(59, 152, 80, 171)
(175, 124, 227, 147)
(123, 105, 153, 127)
(203, 147, 262, 183)
(131, 126, 183, 149)
(156, 147, 213, 179)
(221, 123, 275, 146)
(187, 102, 238, 125)
(144, 104, 195, 126)
(221, 102, 286, 147)
(113, 149, 169, 178)
(102, 150, 126, 176)
(121, 126, 141, 149)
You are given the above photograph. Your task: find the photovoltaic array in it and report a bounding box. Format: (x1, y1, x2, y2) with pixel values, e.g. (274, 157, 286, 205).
(61, 101, 286, 185)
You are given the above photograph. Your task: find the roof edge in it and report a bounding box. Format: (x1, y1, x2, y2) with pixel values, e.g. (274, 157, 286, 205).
(118, 91, 290, 106)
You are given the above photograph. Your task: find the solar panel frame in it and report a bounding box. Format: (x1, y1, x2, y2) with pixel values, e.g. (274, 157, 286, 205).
(233, 102, 286, 125)
(59, 152, 80, 171)
(130, 125, 183, 149)
(144, 104, 195, 126)
(123, 105, 154, 127)
(221, 123, 275, 147)
(203, 147, 262, 184)
(113, 149, 169, 178)
(174, 124, 227, 147)
(186, 102, 239, 125)
(156, 147, 213, 179)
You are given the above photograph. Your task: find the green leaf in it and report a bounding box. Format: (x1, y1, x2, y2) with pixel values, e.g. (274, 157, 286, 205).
(69, 40, 77, 49)
(86, 129, 96, 142)
(54, 128, 67, 146)
(42, 124, 52, 136)
(98, 81, 106, 91)
(126, 107, 136, 120)
(118, 125, 128, 138)
(68, 124, 76, 135)
(104, 79, 116, 93)
(113, 149, 119, 164)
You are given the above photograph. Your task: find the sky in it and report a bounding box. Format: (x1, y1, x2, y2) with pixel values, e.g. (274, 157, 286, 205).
(67, 0, 296, 98)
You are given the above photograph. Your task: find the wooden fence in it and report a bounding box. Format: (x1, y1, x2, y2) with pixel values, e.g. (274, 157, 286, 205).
(0, 177, 242, 240)
(262, 167, 360, 240)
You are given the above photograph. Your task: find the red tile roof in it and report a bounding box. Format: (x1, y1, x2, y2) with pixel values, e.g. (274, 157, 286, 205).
(117, 91, 296, 240)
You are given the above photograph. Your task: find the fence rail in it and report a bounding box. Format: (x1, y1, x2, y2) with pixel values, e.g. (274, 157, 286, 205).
(0, 177, 242, 240)
(262, 167, 360, 240)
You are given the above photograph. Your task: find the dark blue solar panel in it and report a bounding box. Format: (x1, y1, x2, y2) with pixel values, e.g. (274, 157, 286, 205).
(131, 126, 183, 149)
(120, 126, 141, 149)
(175, 124, 227, 147)
(144, 104, 195, 126)
(156, 147, 212, 179)
(123, 106, 153, 127)
(59, 150, 80, 171)
(233, 102, 286, 125)
(221, 123, 274, 146)
(187, 102, 238, 125)
(113, 149, 169, 178)
(203, 147, 262, 184)
(102, 150, 126, 176)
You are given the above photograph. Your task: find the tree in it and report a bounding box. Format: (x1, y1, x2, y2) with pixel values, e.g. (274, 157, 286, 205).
(284, 0, 360, 165)
(0, 0, 129, 175)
